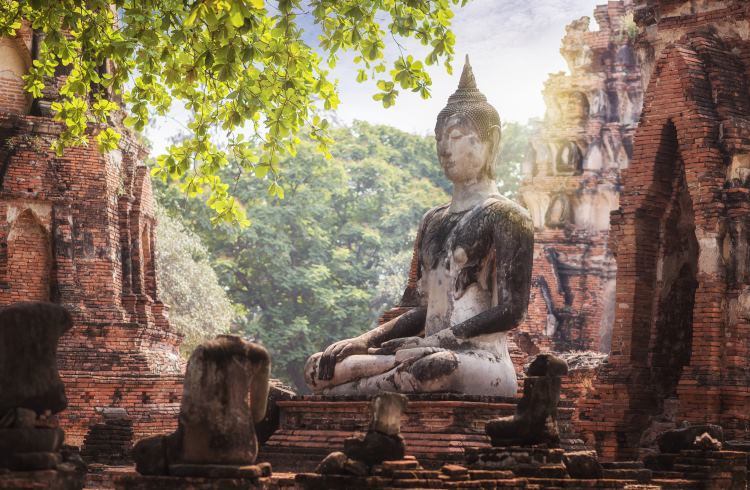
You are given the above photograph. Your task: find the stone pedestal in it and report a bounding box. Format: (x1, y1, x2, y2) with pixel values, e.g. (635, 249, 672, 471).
(465, 446, 567, 478)
(114, 466, 272, 490)
(0, 466, 85, 490)
(259, 394, 578, 471)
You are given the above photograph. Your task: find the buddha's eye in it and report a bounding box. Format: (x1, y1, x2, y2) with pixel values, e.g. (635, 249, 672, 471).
(449, 130, 464, 140)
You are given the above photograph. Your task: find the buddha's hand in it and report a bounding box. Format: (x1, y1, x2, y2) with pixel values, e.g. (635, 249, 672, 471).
(318, 337, 369, 380)
(368, 336, 424, 355)
(429, 328, 460, 349)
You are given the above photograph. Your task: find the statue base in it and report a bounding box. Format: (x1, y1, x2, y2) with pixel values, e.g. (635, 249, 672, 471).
(259, 394, 579, 471)
(0, 467, 85, 490)
(113, 464, 272, 490)
(465, 445, 567, 477)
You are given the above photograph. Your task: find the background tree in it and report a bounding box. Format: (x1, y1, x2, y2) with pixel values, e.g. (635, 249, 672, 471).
(157, 121, 446, 388)
(497, 120, 533, 198)
(157, 120, 530, 388)
(0, 0, 467, 224)
(154, 207, 236, 354)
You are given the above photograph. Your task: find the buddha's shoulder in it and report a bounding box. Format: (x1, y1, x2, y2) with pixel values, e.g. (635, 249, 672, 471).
(420, 203, 451, 223)
(482, 195, 533, 229)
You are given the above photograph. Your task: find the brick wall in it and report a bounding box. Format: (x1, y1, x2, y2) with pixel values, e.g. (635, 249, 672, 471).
(0, 26, 185, 446)
(580, 1, 750, 459)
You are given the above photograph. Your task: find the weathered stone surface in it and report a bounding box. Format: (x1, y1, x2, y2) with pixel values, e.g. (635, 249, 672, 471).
(168, 464, 264, 479)
(132, 435, 169, 476)
(343, 431, 405, 466)
(304, 57, 532, 398)
(486, 354, 567, 447)
(316, 452, 348, 475)
(657, 425, 724, 454)
(0, 302, 71, 415)
(0, 428, 64, 459)
(563, 450, 602, 478)
(526, 353, 569, 377)
(178, 335, 270, 465)
(316, 451, 369, 477)
(368, 392, 407, 436)
(0, 467, 85, 490)
(465, 445, 565, 473)
(132, 335, 271, 476)
(254, 380, 296, 446)
(8, 452, 62, 471)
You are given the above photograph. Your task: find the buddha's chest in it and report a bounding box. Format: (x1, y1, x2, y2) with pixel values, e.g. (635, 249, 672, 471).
(420, 207, 495, 275)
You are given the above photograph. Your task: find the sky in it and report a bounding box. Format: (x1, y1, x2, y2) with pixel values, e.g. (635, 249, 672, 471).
(145, 0, 602, 154)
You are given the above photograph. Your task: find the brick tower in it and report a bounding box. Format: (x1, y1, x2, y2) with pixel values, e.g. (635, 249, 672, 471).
(0, 24, 183, 445)
(516, 0, 643, 357)
(580, 0, 750, 460)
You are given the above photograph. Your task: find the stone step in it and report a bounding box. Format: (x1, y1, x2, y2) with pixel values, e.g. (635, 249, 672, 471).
(601, 461, 645, 470)
(514, 463, 568, 478)
(651, 470, 686, 479)
(651, 478, 703, 489)
(601, 468, 652, 483)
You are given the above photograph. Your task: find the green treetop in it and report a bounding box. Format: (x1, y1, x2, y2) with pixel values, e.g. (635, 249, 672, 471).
(0, 0, 466, 224)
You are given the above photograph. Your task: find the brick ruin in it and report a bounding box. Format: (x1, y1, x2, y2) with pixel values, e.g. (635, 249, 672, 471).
(0, 24, 182, 446)
(580, 0, 750, 461)
(517, 0, 643, 358)
(2, 3, 750, 489)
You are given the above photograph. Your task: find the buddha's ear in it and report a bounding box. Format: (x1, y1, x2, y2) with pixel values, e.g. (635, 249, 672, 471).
(489, 125, 501, 156)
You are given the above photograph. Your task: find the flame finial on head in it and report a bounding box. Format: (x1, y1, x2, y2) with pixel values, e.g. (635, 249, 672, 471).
(458, 55, 477, 90)
(435, 54, 500, 142)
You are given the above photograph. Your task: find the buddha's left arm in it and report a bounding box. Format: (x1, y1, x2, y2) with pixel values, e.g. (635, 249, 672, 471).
(451, 208, 534, 339)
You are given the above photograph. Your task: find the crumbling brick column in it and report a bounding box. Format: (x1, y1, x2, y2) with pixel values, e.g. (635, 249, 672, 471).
(0, 24, 185, 446)
(581, 1, 750, 459)
(516, 0, 642, 358)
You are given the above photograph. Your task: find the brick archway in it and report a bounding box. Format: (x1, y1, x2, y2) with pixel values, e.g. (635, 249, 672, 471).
(580, 32, 749, 460)
(6, 208, 52, 302)
(0, 31, 32, 114)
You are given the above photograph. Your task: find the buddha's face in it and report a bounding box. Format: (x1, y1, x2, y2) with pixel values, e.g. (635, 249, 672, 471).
(436, 114, 493, 184)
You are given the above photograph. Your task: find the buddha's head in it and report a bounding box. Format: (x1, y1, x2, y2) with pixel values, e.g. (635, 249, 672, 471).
(435, 56, 501, 184)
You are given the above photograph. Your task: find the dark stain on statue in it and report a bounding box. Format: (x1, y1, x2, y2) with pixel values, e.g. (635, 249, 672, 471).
(411, 352, 459, 382)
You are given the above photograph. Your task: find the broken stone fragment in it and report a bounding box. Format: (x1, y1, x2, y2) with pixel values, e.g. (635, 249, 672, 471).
(563, 450, 602, 478)
(441, 464, 469, 478)
(343, 430, 406, 466)
(342, 392, 408, 466)
(316, 451, 348, 475)
(485, 353, 568, 447)
(694, 432, 722, 451)
(316, 451, 368, 476)
(0, 302, 72, 415)
(369, 392, 407, 436)
(9, 451, 62, 471)
(132, 335, 271, 476)
(656, 424, 724, 454)
(526, 354, 569, 377)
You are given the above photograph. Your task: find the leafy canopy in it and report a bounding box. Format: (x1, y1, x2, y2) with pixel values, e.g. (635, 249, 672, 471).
(0, 0, 466, 225)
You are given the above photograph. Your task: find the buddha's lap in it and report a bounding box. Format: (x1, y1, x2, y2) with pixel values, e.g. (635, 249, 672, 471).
(338, 348, 514, 383)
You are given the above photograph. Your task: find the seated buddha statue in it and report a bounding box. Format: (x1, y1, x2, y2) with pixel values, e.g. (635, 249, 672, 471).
(304, 57, 534, 397)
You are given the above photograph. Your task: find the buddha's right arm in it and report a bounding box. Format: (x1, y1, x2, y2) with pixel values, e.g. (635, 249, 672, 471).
(317, 306, 427, 380)
(364, 306, 427, 347)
